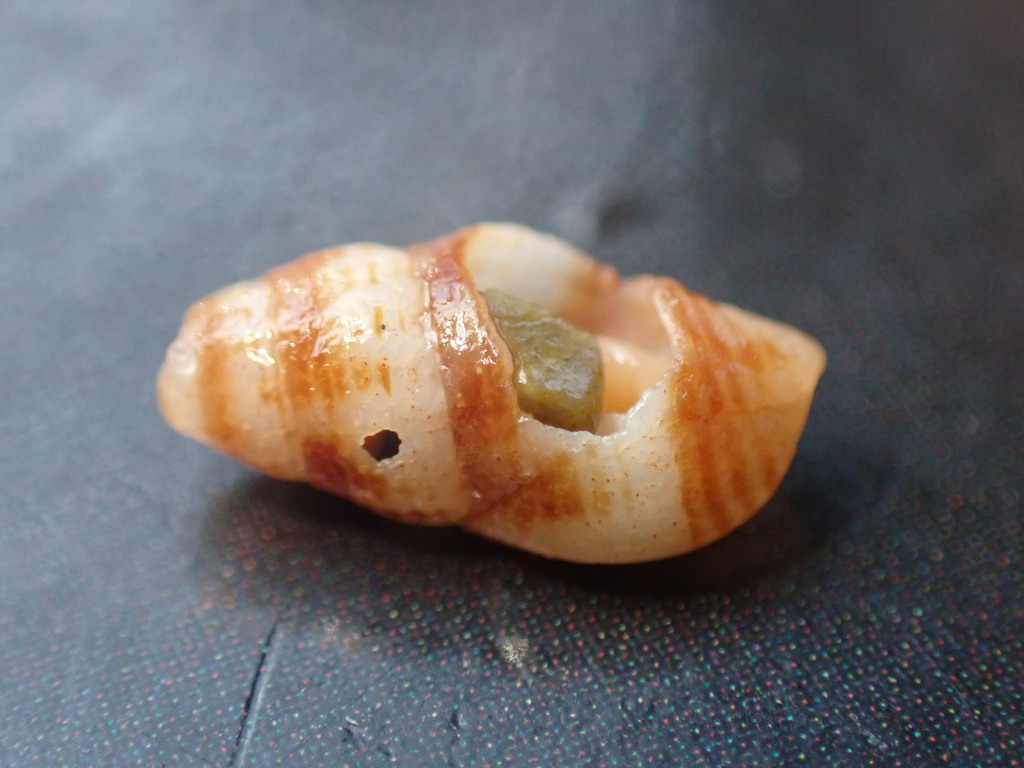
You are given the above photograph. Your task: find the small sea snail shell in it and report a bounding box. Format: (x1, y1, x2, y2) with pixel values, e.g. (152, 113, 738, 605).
(158, 223, 825, 563)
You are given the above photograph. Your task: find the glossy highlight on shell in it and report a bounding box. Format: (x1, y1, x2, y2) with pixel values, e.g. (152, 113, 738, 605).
(158, 223, 826, 563)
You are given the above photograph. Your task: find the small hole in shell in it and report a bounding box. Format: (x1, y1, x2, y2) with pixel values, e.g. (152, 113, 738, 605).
(362, 430, 401, 461)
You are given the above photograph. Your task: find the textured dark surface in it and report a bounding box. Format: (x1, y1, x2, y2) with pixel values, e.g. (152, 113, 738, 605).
(2, 1, 1023, 766)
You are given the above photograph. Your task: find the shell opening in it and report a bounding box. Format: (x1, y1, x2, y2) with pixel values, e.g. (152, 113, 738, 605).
(362, 429, 402, 461)
(571, 285, 674, 419)
(462, 226, 675, 426)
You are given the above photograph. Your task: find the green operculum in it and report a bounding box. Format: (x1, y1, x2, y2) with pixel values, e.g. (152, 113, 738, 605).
(482, 289, 604, 432)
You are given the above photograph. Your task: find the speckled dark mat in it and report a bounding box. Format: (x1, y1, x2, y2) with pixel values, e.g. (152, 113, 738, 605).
(1, 2, 1021, 765)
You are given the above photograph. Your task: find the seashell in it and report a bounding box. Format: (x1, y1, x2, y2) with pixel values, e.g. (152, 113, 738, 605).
(158, 223, 825, 563)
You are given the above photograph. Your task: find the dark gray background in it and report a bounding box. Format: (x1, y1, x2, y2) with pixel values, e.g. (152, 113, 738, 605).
(2, 1, 1022, 766)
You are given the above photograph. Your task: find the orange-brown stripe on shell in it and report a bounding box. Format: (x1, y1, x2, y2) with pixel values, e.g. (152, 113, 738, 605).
(659, 281, 775, 548)
(193, 301, 242, 458)
(412, 233, 588, 527)
(687, 286, 757, 535)
(264, 251, 383, 499)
